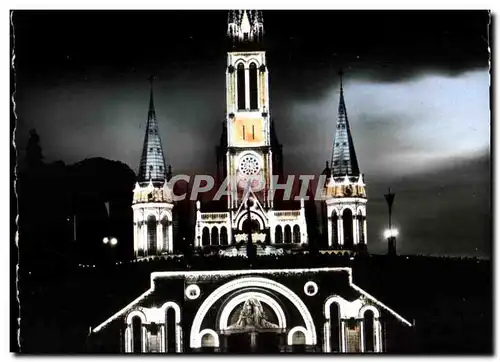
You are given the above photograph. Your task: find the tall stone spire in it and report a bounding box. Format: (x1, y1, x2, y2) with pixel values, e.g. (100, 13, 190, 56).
(227, 10, 264, 47)
(137, 77, 169, 184)
(330, 71, 360, 177)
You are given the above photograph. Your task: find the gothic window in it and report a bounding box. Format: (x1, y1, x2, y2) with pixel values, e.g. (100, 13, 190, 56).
(237, 63, 245, 110)
(334, 161, 339, 166)
(342, 209, 354, 249)
(363, 310, 375, 352)
(343, 160, 348, 166)
(275, 225, 283, 243)
(161, 218, 169, 252)
(329, 302, 341, 352)
(149, 147, 153, 152)
(346, 318, 361, 353)
(249, 62, 258, 110)
(358, 211, 365, 244)
(220, 227, 228, 245)
(332, 211, 338, 246)
(132, 316, 142, 353)
(211, 227, 219, 246)
(202, 227, 210, 246)
(166, 307, 177, 353)
(159, 166, 163, 171)
(147, 215, 157, 254)
(284, 225, 292, 243)
(243, 32, 249, 41)
(292, 225, 301, 243)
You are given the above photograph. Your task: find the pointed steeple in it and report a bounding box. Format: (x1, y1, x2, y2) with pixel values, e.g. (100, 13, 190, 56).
(227, 10, 264, 48)
(330, 71, 360, 177)
(137, 77, 169, 184)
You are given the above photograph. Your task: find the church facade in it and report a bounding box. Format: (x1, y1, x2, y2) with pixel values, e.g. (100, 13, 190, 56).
(92, 268, 412, 353)
(90, 10, 413, 353)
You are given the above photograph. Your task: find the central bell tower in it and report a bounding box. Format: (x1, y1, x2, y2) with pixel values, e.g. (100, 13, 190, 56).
(225, 10, 272, 217)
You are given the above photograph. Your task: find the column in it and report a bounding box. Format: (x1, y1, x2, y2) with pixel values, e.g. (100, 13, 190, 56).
(375, 319, 382, 353)
(124, 325, 131, 353)
(360, 320, 365, 352)
(133, 223, 137, 256)
(142, 221, 148, 255)
(160, 325, 166, 353)
(363, 217, 367, 245)
(228, 224, 233, 246)
(327, 216, 332, 247)
(157, 221, 163, 254)
(142, 326, 147, 353)
(353, 214, 358, 245)
(245, 66, 250, 109)
(323, 320, 330, 352)
(340, 320, 346, 352)
(338, 216, 344, 246)
(169, 221, 174, 253)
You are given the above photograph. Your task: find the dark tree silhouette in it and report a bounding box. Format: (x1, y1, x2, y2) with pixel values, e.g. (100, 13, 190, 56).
(24, 129, 44, 171)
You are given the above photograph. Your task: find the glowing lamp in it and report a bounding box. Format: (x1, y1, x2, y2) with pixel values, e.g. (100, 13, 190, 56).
(110, 237, 118, 246)
(384, 229, 398, 239)
(103, 237, 109, 244)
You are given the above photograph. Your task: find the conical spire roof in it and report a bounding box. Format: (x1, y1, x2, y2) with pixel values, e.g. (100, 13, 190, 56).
(330, 71, 360, 177)
(137, 77, 168, 184)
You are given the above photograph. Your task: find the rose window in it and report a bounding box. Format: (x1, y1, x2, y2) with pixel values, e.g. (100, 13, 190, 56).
(239, 155, 260, 176)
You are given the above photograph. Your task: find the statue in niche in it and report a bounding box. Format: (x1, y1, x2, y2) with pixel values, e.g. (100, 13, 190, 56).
(227, 298, 279, 329)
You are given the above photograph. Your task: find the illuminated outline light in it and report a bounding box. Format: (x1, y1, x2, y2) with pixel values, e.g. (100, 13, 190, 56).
(303, 281, 318, 296)
(123, 302, 182, 353)
(287, 326, 308, 346)
(92, 267, 412, 334)
(185, 284, 201, 300)
(190, 276, 316, 348)
(199, 329, 219, 348)
(218, 291, 287, 330)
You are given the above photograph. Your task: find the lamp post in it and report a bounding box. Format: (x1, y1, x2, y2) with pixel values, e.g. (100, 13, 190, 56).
(384, 188, 397, 256)
(103, 236, 119, 263)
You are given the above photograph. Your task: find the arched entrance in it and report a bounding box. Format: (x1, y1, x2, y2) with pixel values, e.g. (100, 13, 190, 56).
(190, 277, 317, 352)
(219, 292, 286, 353)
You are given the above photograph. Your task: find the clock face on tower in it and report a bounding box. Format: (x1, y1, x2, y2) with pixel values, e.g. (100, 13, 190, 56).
(232, 116, 265, 146)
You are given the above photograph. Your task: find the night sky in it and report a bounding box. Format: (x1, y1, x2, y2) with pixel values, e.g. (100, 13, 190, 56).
(13, 10, 491, 257)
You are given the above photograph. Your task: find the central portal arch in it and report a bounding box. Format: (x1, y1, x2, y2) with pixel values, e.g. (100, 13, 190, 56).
(190, 276, 317, 349)
(219, 291, 287, 331)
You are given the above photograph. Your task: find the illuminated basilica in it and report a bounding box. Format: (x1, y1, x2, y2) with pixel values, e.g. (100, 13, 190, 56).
(91, 10, 413, 353)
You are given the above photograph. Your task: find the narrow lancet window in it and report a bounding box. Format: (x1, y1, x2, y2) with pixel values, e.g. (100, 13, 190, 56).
(249, 62, 258, 110)
(237, 63, 245, 110)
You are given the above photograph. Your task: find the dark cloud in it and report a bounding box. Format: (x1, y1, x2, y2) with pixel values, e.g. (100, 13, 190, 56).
(367, 151, 491, 257)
